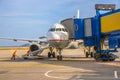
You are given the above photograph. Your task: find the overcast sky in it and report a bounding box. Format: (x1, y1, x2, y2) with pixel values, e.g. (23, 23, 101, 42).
(0, 0, 120, 46)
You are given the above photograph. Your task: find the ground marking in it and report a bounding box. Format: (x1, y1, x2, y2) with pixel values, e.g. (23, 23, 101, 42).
(44, 70, 66, 79)
(114, 70, 118, 79)
(44, 69, 84, 80)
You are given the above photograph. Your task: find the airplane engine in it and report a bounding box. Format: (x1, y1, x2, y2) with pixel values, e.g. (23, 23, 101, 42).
(29, 43, 43, 56)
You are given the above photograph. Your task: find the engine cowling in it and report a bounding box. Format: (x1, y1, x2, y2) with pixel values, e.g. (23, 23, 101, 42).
(29, 43, 43, 56)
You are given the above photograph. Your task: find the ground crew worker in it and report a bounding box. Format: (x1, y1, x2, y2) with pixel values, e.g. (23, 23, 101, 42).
(26, 50, 30, 56)
(11, 50, 17, 60)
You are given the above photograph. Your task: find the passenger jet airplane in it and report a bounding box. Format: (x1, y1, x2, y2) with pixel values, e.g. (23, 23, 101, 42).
(0, 23, 70, 60)
(0, 10, 80, 60)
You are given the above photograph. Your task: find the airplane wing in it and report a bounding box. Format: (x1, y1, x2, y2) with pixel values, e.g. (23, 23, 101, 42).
(0, 37, 46, 44)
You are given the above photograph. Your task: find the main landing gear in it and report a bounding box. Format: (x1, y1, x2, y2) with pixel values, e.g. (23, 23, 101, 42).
(48, 47, 56, 58)
(84, 46, 94, 58)
(85, 52, 94, 58)
(47, 47, 63, 61)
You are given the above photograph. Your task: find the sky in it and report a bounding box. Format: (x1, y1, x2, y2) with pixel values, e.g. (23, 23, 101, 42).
(0, 0, 120, 46)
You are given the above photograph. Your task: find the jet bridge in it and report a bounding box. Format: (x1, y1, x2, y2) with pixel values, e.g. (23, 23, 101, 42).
(60, 18, 74, 39)
(73, 4, 120, 61)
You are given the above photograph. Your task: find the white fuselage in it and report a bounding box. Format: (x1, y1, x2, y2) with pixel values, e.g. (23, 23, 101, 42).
(47, 23, 69, 49)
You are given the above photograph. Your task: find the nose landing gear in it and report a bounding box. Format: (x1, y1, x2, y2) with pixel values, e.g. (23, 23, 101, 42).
(56, 48, 63, 61)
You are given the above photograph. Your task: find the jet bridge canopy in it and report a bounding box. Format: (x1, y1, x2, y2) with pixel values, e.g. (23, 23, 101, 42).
(60, 18, 74, 39)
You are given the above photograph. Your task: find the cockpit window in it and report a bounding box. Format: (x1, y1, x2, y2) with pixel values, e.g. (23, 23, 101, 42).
(49, 28, 55, 31)
(61, 28, 65, 31)
(64, 29, 68, 32)
(56, 28, 61, 31)
(49, 28, 68, 32)
(62, 28, 68, 32)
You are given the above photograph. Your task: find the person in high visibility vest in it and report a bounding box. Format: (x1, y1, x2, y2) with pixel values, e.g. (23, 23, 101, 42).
(26, 50, 30, 56)
(11, 50, 17, 60)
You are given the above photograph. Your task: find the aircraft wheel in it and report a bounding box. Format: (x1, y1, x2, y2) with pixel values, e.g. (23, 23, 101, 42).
(48, 52, 51, 58)
(24, 57, 28, 60)
(90, 52, 94, 58)
(109, 59, 115, 61)
(52, 52, 55, 58)
(86, 52, 89, 58)
(57, 55, 59, 60)
(59, 55, 62, 61)
(57, 55, 62, 61)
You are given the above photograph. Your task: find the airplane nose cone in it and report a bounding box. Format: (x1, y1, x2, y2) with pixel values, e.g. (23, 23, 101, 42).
(47, 32, 60, 40)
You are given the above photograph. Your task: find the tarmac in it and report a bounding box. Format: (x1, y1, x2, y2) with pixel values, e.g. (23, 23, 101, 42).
(0, 47, 120, 80)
